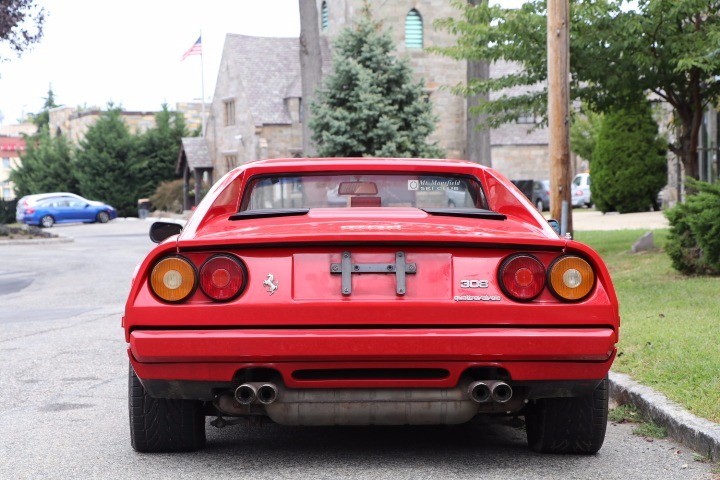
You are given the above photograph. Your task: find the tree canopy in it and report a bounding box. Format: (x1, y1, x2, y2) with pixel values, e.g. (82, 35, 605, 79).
(310, 12, 443, 158)
(436, 0, 720, 179)
(0, 0, 45, 60)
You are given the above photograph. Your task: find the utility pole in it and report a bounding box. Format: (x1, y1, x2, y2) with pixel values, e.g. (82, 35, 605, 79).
(547, 0, 572, 236)
(466, 0, 491, 167)
(299, 0, 323, 157)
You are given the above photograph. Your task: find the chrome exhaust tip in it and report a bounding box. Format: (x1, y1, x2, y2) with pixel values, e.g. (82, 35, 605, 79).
(256, 383, 279, 405)
(234, 383, 257, 405)
(491, 382, 513, 403)
(468, 381, 492, 403)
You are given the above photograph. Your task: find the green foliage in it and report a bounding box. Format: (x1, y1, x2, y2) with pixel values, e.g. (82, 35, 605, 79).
(28, 87, 58, 130)
(0, 0, 45, 61)
(570, 106, 603, 164)
(133, 104, 187, 197)
(435, 0, 720, 179)
(591, 100, 667, 213)
(665, 179, 720, 275)
(75, 107, 140, 217)
(0, 198, 18, 224)
(10, 127, 78, 198)
(310, 13, 443, 158)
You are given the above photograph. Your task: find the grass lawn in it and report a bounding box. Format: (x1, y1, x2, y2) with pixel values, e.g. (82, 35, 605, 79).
(575, 229, 720, 423)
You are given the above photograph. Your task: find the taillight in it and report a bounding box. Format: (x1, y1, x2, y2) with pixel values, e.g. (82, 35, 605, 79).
(149, 256, 197, 302)
(548, 255, 595, 301)
(25, 208, 35, 214)
(498, 254, 545, 301)
(199, 254, 247, 302)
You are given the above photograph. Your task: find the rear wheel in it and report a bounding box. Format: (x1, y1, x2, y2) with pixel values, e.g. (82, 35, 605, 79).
(96, 211, 110, 223)
(40, 215, 54, 228)
(128, 365, 206, 452)
(536, 199, 544, 212)
(525, 377, 608, 454)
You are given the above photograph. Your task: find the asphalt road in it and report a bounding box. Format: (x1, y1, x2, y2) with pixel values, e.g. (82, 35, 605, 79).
(0, 219, 713, 480)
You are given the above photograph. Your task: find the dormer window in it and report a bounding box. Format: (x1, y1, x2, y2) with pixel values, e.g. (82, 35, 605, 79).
(405, 9, 423, 49)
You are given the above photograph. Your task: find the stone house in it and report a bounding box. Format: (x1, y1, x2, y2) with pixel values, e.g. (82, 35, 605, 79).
(202, 34, 331, 180)
(198, 0, 561, 184)
(48, 103, 206, 146)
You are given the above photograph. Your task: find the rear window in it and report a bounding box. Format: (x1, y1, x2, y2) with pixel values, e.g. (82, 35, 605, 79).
(241, 173, 487, 211)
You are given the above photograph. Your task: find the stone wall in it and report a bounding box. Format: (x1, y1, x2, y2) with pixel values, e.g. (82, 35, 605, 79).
(318, 0, 467, 159)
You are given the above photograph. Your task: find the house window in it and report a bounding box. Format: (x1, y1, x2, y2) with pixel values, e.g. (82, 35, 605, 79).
(321, 1, 329, 31)
(225, 155, 237, 171)
(3, 187, 11, 200)
(516, 112, 537, 124)
(405, 9, 423, 49)
(1, 158, 10, 169)
(224, 99, 236, 126)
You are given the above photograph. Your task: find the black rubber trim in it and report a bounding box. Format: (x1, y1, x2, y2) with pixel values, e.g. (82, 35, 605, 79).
(229, 209, 309, 220)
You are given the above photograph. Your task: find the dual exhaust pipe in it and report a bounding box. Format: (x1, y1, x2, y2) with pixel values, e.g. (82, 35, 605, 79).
(234, 382, 279, 405)
(235, 380, 509, 406)
(468, 380, 513, 404)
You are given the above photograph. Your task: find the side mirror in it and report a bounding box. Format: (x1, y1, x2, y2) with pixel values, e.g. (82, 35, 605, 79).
(547, 219, 561, 236)
(149, 221, 183, 243)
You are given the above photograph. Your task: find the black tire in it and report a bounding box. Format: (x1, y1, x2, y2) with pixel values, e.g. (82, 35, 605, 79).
(40, 215, 54, 228)
(96, 211, 110, 223)
(128, 365, 206, 452)
(525, 377, 608, 454)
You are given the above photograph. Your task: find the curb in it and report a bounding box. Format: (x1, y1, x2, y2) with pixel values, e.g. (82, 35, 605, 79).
(609, 371, 720, 461)
(0, 236, 73, 245)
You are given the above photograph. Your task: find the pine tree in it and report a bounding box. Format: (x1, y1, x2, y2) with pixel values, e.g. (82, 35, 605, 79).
(10, 127, 77, 197)
(133, 104, 188, 198)
(591, 100, 667, 214)
(310, 12, 442, 158)
(75, 107, 140, 216)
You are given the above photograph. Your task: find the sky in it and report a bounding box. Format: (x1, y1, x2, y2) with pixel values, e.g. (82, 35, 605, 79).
(0, 0, 525, 126)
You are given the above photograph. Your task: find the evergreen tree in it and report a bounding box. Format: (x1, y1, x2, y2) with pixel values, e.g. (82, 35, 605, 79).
(310, 12, 442, 158)
(10, 127, 77, 197)
(133, 104, 188, 198)
(28, 86, 58, 130)
(591, 100, 667, 214)
(75, 107, 140, 216)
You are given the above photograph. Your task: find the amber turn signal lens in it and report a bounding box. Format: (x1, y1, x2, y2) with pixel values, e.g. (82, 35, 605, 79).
(150, 256, 197, 302)
(548, 255, 595, 301)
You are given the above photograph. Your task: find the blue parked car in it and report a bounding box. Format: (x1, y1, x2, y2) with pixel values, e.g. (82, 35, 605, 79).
(18, 194, 117, 228)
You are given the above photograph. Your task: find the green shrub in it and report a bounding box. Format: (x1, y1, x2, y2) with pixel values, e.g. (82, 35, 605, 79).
(665, 179, 720, 275)
(0, 198, 18, 224)
(591, 101, 667, 213)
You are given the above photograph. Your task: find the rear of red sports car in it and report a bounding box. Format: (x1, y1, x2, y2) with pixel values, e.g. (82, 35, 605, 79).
(123, 158, 619, 453)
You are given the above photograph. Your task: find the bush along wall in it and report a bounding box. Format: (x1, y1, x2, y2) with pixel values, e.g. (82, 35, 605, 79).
(665, 179, 720, 275)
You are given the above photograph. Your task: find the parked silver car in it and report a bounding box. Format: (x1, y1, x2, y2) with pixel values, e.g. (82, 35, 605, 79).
(572, 173, 592, 208)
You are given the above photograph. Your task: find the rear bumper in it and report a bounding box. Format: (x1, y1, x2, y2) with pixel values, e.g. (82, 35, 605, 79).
(129, 327, 616, 389)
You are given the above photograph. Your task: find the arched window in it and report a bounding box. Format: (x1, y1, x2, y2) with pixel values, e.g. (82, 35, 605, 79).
(321, 1, 329, 31)
(405, 9, 423, 49)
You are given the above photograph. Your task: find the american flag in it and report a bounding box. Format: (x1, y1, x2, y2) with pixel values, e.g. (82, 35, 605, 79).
(181, 36, 202, 61)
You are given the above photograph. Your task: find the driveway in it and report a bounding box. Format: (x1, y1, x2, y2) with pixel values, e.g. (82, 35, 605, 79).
(572, 209, 669, 231)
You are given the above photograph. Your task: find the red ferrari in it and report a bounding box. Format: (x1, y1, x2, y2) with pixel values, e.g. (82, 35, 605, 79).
(123, 158, 619, 453)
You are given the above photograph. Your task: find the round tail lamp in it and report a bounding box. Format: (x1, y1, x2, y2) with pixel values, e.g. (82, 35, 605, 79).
(199, 255, 247, 302)
(548, 255, 595, 301)
(498, 254, 546, 301)
(150, 256, 197, 302)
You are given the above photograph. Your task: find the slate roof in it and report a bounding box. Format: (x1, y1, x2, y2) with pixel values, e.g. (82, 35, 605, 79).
(178, 137, 213, 171)
(223, 34, 331, 126)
